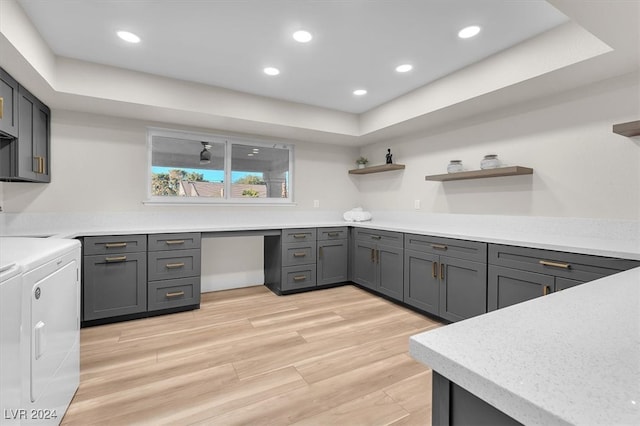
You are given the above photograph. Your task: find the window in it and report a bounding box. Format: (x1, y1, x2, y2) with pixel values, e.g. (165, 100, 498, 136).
(147, 128, 293, 204)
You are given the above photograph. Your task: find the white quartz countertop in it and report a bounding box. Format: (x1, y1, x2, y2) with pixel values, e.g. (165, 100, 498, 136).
(410, 267, 640, 426)
(0, 211, 638, 260)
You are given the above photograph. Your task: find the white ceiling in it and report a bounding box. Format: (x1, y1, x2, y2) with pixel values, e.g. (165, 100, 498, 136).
(16, 0, 568, 114)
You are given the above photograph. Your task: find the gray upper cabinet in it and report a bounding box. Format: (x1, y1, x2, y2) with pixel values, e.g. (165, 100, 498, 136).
(0, 82, 50, 183)
(317, 227, 348, 286)
(488, 244, 640, 311)
(82, 235, 147, 321)
(352, 230, 404, 301)
(0, 67, 18, 138)
(404, 234, 487, 322)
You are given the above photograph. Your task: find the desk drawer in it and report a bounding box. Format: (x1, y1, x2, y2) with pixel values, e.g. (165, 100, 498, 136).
(148, 277, 200, 311)
(354, 228, 403, 248)
(148, 233, 201, 251)
(318, 227, 348, 241)
(282, 243, 316, 267)
(148, 249, 201, 281)
(405, 234, 486, 262)
(84, 235, 146, 255)
(282, 265, 317, 291)
(282, 228, 316, 243)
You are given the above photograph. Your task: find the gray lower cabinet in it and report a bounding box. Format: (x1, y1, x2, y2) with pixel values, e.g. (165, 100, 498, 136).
(280, 228, 318, 292)
(317, 227, 348, 285)
(404, 234, 487, 322)
(352, 229, 404, 301)
(147, 233, 201, 311)
(488, 244, 640, 311)
(82, 235, 147, 321)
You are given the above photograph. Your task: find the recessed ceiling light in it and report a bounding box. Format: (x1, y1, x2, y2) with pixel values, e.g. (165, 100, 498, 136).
(395, 64, 413, 73)
(293, 30, 312, 43)
(458, 25, 481, 39)
(353, 89, 367, 96)
(252, 148, 260, 152)
(247, 153, 254, 157)
(117, 30, 141, 43)
(263, 67, 280, 76)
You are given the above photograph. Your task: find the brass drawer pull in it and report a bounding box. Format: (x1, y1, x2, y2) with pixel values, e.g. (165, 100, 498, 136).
(293, 234, 307, 239)
(431, 244, 447, 251)
(0, 96, 3, 119)
(539, 260, 571, 269)
(165, 240, 185, 245)
(105, 256, 127, 263)
(166, 291, 185, 298)
(371, 235, 382, 240)
(105, 242, 127, 248)
(543, 285, 551, 296)
(327, 232, 340, 237)
(432, 261, 438, 278)
(293, 275, 306, 281)
(293, 252, 306, 258)
(165, 262, 185, 269)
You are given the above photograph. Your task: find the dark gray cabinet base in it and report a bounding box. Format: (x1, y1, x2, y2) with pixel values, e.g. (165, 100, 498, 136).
(432, 372, 522, 426)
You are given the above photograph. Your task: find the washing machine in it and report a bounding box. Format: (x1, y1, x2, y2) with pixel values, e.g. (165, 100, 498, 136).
(0, 238, 81, 425)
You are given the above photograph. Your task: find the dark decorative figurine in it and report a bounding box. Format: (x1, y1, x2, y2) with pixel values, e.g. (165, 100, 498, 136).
(386, 148, 393, 164)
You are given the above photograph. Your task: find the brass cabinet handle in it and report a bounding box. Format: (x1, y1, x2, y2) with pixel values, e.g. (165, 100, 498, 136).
(432, 261, 438, 278)
(293, 234, 307, 239)
(440, 263, 445, 280)
(539, 260, 571, 269)
(543, 285, 551, 296)
(0, 97, 3, 119)
(105, 242, 127, 248)
(105, 256, 127, 263)
(165, 262, 185, 269)
(327, 232, 339, 237)
(41, 157, 45, 174)
(293, 252, 306, 258)
(166, 291, 185, 298)
(431, 244, 447, 251)
(370, 248, 375, 262)
(376, 249, 380, 264)
(371, 235, 382, 240)
(293, 275, 306, 281)
(165, 240, 185, 245)
(319, 246, 323, 259)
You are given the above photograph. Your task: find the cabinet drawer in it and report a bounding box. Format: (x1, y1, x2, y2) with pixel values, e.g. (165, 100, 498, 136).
(282, 243, 316, 267)
(354, 228, 403, 248)
(318, 227, 348, 241)
(282, 265, 317, 291)
(148, 233, 201, 251)
(148, 249, 201, 281)
(489, 244, 639, 282)
(282, 228, 316, 243)
(84, 235, 147, 255)
(405, 234, 486, 263)
(148, 277, 200, 311)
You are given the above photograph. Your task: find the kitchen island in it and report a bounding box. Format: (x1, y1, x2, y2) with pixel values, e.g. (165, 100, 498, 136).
(410, 267, 640, 426)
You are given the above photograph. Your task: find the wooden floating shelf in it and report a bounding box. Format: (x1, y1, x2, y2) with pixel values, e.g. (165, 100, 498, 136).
(613, 120, 640, 137)
(425, 166, 534, 182)
(349, 164, 406, 175)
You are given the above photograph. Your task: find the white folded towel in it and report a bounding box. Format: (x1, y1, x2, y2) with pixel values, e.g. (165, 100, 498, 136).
(343, 207, 372, 222)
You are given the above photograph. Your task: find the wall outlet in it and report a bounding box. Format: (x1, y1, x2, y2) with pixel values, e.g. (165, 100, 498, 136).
(414, 199, 421, 210)
(313, 200, 320, 208)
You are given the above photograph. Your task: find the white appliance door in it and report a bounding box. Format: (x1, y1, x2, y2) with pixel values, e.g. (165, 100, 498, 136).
(29, 258, 79, 404)
(0, 266, 22, 418)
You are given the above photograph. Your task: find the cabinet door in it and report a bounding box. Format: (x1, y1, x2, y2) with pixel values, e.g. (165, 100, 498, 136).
(352, 239, 376, 290)
(16, 87, 50, 182)
(0, 68, 18, 137)
(488, 265, 554, 311)
(377, 244, 404, 301)
(404, 249, 439, 316)
(439, 257, 487, 322)
(555, 277, 584, 291)
(83, 252, 147, 321)
(317, 239, 348, 285)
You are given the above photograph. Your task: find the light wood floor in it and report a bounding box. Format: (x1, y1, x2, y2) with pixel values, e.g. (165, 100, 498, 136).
(62, 285, 442, 425)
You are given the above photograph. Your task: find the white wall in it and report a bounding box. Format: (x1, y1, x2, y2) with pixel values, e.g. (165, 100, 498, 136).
(357, 73, 640, 220)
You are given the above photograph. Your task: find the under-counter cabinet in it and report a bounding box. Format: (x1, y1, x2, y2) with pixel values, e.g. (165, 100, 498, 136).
(404, 234, 487, 322)
(82, 235, 147, 321)
(280, 228, 317, 291)
(488, 244, 640, 310)
(317, 227, 349, 285)
(352, 229, 404, 301)
(147, 233, 201, 311)
(0, 67, 18, 137)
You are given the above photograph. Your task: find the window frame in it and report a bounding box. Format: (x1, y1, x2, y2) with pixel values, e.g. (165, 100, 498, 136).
(145, 127, 295, 205)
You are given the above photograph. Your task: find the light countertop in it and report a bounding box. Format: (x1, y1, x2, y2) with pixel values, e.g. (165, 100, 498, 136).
(409, 267, 640, 426)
